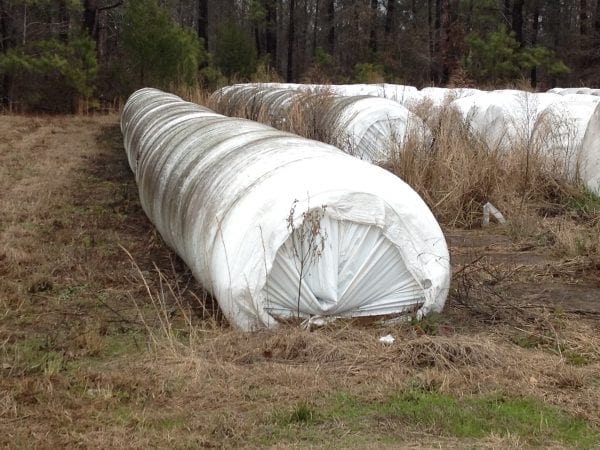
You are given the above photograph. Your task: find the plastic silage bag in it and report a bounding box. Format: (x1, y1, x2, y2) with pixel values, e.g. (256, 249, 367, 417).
(543, 99, 600, 178)
(413, 87, 481, 109)
(451, 90, 600, 184)
(313, 94, 432, 162)
(579, 102, 600, 195)
(122, 88, 450, 331)
(258, 82, 420, 105)
(451, 91, 563, 151)
(548, 87, 600, 97)
(210, 84, 431, 164)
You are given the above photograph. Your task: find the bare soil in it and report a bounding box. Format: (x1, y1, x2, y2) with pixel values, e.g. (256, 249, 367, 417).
(0, 114, 598, 448)
(446, 231, 600, 313)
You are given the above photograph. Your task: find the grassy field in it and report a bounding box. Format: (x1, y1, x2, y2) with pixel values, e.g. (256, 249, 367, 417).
(1, 113, 599, 448)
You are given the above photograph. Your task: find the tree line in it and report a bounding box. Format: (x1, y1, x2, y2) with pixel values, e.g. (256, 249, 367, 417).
(0, 0, 598, 112)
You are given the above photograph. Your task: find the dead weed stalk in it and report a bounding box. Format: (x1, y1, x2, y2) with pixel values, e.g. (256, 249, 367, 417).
(120, 244, 221, 354)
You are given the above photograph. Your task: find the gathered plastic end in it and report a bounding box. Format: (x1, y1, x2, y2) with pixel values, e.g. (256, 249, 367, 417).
(262, 214, 427, 323)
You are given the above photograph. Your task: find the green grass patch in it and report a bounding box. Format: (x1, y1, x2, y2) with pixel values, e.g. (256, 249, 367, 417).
(567, 188, 600, 215)
(5, 336, 66, 375)
(565, 351, 596, 367)
(263, 390, 600, 448)
(102, 332, 145, 357)
(142, 415, 187, 431)
(275, 401, 317, 426)
(58, 285, 86, 301)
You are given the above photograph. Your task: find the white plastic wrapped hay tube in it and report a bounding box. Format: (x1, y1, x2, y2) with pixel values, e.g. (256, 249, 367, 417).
(121, 88, 450, 331)
(210, 84, 432, 164)
(579, 102, 600, 195)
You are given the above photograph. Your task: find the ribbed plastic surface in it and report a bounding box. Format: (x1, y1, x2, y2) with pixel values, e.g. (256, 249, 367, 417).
(210, 84, 431, 163)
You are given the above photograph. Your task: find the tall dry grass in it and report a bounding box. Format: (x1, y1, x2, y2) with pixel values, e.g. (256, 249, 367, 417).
(388, 100, 587, 228)
(173, 84, 212, 107)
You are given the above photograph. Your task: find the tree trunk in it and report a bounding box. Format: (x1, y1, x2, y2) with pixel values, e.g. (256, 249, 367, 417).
(580, 0, 588, 36)
(254, 23, 262, 58)
(312, 0, 319, 56)
(58, 0, 69, 42)
(198, 0, 208, 49)
(0, 0, 11, 106)
(83, 0, 121, 62)
(512, 0, 524, 46)
(326, 0, 334, 54)
(439, 0, 450, 84)
(369, 0, 378, 54)
(595, 0, 600, 45)
(266, 0, 277, 61)
(465, 0, 473, 31)
(83, 0, 98, 38)
(434, 0, 441, 82)
(596, 0, 600, 32)
(287, 0, 295, 82)
(530, 1, 540, 88)
(0, 0, 9, 53)
(503, 0, 511, 27)
(385, 0, 396, 34)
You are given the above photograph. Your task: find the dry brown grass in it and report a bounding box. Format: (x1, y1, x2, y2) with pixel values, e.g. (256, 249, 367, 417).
(388, 100, 592, 232)
(1, 114, 599, 448)
(173, 84, 212, 107)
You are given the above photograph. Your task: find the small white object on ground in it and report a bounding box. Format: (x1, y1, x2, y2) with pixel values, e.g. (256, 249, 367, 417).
(482, 202, 507, 227)
(379, 334, 395, 344)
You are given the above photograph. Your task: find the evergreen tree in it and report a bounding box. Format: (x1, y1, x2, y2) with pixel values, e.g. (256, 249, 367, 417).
(0, 32, 97, 111)
(122, 0, 205, 87)
(464, 25, 569, 84)
(214, 21, 257, 79)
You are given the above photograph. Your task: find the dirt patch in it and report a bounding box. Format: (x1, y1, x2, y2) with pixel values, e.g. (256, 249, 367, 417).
(447, 229, 600, 314)
(508, 282, 600, 313)
(447, 229, 556, 265)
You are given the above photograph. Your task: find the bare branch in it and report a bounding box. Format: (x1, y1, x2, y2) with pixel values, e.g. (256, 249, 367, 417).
(98, 1, 123, 12)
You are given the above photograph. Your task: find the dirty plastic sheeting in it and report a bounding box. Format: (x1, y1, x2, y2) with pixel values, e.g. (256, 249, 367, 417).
(121, 88, 450, 330)
(451, 91, 563, 151)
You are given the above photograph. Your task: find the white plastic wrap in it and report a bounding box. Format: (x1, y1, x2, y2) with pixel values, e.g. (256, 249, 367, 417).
(451, 91, 563, 151)
(260, 82, 420, 105)
(122, 88, 450, 330)
(548, 87, 599, 96)
(451, 90, 600, 181)
(210, 84, 431, 163)
(560, 94, 600, 104)
(545, 100, 600, 177)
(414, 87, 481, 108)
(579, 102, 600, 195)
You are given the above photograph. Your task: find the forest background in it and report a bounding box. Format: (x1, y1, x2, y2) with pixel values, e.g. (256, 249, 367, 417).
(0, 0, 598, 113)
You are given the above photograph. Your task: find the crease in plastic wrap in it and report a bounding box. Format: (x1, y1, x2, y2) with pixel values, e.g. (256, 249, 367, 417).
(121, 88, 450, 330)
